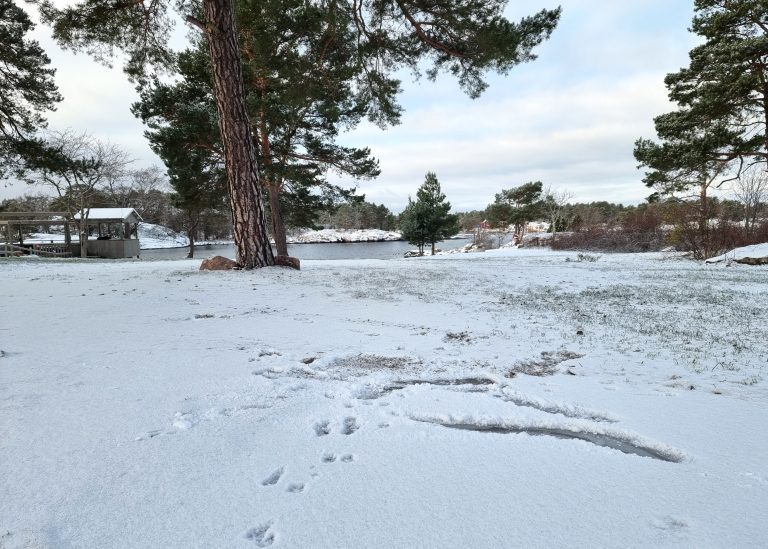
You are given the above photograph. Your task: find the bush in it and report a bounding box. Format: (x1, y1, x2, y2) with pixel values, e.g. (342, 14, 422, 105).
(550, 226, 666, 252)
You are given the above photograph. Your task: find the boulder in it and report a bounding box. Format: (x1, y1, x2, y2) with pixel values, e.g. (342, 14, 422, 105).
(275, 255, 300, 270)
(735, 256, 768, 265)
(200, 255, 238, 271)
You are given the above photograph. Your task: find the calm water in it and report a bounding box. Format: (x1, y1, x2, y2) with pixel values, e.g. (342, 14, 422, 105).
(140, 238, 471, 261)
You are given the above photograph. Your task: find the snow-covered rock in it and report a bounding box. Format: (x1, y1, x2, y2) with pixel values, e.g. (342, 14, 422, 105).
(287, 228, 401, 243)
(705, 242, 768, 265)
(137, 222, 189, 249)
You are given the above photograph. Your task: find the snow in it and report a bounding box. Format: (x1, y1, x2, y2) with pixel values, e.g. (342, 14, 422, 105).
(72, 208, 142, 221)
(136, 222, 189, 249)
(705, 242, 768, 264)
(288, 228, 401, 243)
(1, 249, 767, 548)
(22, 222, 189, 250)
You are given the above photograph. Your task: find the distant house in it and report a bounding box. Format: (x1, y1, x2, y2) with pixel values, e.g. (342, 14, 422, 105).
(72, 208, 143, 258)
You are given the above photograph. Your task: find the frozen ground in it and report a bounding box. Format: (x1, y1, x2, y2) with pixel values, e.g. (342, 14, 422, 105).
(1, 249, 767, 548)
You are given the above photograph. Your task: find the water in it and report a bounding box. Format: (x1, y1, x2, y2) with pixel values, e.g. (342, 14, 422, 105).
(140, 238, 471, 261)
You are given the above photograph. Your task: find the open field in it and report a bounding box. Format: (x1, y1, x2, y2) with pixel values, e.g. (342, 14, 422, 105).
(1, 249, 767, 548)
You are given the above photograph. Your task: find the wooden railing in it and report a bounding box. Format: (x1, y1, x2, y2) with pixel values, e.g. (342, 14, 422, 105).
(0, 242, 72, 258)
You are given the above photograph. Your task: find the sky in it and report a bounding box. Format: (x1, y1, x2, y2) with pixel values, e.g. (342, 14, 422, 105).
(3, 0, 700, 212)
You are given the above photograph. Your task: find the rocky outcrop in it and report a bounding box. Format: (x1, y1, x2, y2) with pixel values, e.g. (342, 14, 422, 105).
(735, 256, 768, 265)
(200, 256, 238, 271)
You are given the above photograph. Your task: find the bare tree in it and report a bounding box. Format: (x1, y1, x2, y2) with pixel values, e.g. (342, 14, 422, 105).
(732, 169, 768, 234)
(29, 129, 132, 257)
(106, 165, 172, 223)
(542, 186, 573, 242)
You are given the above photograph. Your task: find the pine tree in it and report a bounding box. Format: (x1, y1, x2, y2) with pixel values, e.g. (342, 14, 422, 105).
(486, 181, 543, 235)
(133, 2, 381, 257)
(37, 0, 560, 268)
(633, 1, 768, 257)
(0, 0, 61, 176)
(401, 172, 459, 255)
(634, 0, 768, 190)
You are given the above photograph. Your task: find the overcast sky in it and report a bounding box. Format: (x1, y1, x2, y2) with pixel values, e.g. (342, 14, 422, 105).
(4, 0, 699, 212)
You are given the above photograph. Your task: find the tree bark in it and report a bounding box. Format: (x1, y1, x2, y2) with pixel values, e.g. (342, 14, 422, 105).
(255, 112, 288, 256)
(267, 181, 288, 256)
(187, 224, 196, 259)
(699, 180, 709, 258)
(203, 0, 274, 269)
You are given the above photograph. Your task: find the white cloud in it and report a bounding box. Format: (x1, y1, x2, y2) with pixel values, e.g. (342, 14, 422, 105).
(339, 72, 679, 211)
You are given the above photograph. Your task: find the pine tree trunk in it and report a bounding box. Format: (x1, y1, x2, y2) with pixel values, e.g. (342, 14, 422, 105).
(203, 0, 274, 269)
(699, 181, 709, 258)
(187, 226, 195, 259)
(255, 113, 288, 256)
(267, 182, 288, 256)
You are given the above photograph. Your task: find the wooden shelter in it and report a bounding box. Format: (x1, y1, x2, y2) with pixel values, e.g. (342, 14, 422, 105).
(0, 208, 142, 259)
(72, 208, 142, 258)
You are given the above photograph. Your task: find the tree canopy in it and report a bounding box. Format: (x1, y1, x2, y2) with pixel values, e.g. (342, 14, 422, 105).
(133, 1, 383, 256)
(0, 0, 62, 176)
(486, 180, 543, 234)
(634, 0, 768, 197)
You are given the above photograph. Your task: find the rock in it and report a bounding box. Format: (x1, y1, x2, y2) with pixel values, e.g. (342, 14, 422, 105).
(200, 255, 238, 271)
(276, 255, 300, 270)
(735, 256, 768, 265)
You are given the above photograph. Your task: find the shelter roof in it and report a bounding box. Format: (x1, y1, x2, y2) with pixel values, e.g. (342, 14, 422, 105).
(73, 208, 142, 223)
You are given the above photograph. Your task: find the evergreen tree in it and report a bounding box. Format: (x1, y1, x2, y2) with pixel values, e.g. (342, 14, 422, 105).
(632, 1, 768, 257)
(38, 0, 560, 268)
(486, 181, 543, 234)
(399, 197, 430, 256)
(133, 3, 380, 257)
(0, 0, 61, 176)
(401, 172, 459, 255)
(634, 0, 768, 192)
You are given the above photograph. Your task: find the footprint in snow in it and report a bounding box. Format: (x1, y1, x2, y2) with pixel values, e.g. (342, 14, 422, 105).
(321, 452, 355, 463)
(286, 482, 305, 493)
(341, 417, 360, 435)
(313, 420, 331, 437)
(172, 412, 196, 430)
(261, 467, 284, 486)
(245, 521, 275, 547)
(651, 516, 688, 531)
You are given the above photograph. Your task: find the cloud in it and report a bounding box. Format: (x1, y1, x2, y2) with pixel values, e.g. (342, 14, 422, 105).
(337, 72, 679, 212)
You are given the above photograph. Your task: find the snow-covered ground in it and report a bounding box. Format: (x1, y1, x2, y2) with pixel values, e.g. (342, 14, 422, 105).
(1, 249, 767, 548)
